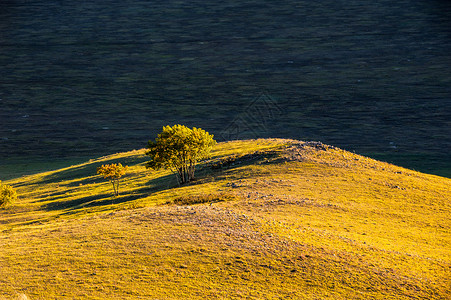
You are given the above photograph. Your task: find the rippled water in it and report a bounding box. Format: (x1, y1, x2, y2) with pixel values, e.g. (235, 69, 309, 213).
(0, 0, 450, 176)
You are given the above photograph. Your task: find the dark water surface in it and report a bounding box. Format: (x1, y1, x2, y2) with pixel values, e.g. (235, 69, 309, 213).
(1, 0, 450, 176)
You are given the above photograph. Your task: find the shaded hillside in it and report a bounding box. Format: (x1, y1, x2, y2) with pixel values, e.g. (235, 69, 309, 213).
(1, 0, 450, 176)
(0, 139, 449, 299)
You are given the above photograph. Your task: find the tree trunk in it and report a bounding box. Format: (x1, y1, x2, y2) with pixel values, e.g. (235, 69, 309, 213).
(111, 179, 119, 196)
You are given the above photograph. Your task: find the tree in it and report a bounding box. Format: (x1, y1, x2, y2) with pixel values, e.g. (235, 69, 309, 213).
(146, 124, 216, 184)
(0, 181, 17, 208)
(96, 163, 128, 197)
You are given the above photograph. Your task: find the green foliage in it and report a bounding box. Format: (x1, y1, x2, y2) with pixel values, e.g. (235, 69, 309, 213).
(0, 181, 17, 208)
(146, 124, 216, 184)
(96, 163, 128, 196)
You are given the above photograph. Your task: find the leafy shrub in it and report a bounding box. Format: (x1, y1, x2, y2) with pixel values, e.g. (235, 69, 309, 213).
(0, 181, 17, 208)
(146, 124, 216, 184)
(96, 163, 128, 196)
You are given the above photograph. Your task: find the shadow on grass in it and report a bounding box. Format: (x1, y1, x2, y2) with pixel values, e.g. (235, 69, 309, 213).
(42, 150, 282, 213)
(199, 149, 281, 173)
(43, 172, 179, 212)
(37, 154, 148, 186)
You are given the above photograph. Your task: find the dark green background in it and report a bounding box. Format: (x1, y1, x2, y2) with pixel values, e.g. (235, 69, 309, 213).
(1, 0, 450, 177)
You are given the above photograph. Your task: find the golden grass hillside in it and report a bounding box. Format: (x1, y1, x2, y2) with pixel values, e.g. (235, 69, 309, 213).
(0, 139, 449, 299)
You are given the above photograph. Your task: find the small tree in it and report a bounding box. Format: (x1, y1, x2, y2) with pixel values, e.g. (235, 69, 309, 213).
(0, 181, 17, 208)
(96, 163, 128, 197)
(146, 124, 216, 184)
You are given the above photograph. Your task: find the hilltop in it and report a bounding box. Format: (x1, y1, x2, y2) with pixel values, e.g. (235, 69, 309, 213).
(0, 139, 449, 299)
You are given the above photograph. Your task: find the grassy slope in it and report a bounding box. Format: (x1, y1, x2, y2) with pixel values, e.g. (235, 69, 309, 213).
(0, 139, 449, 299)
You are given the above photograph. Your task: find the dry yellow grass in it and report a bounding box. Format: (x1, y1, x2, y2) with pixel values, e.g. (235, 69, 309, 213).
(0, 139, 449, 299)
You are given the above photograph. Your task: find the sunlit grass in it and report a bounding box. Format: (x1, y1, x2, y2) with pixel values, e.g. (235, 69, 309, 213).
(1, 139, 449, 299)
